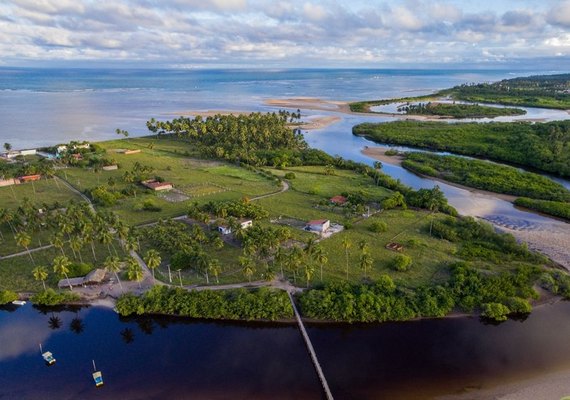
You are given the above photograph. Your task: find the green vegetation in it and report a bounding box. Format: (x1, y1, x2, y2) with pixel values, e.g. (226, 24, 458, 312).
(350, 74, 570, 112)
(116, 286, 293, 321)
(514, 198, 570, 222)
(31, 288, 80, 306)
(397, 102, 525, 118)
(299, 263, 539, 322)
(0, 290, 18, 304)
(353, 120, 570, 177)
(440, 74, 570, 110)
(402, 152, 570, 201)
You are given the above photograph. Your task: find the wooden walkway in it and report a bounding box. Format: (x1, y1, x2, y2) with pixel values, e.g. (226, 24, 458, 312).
(287, 292, 334, 400)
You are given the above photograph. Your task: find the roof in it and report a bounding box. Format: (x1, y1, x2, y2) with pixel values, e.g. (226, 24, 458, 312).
(84, 268, 106, 283)
(307, 219, 329, 225)
(144, 181, 172, 189)
(330, 195, 347, 204)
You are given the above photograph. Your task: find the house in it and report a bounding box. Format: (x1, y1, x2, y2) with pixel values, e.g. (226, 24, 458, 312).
(102, 165, 118, 171)
(20, 149, 37, 156)
(123, 149, 141, 155)
(305, 219, 330, 233)
(19, 174, 41, 182)
(330, 195, 348, 205)
(57, 268, 107, 288)
(218, 225, 232, 235)
(239, 219, 253, 229)
(141, 179, 173, 191)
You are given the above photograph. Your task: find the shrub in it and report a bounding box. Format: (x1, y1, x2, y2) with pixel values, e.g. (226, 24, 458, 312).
(284, 172, 296, 179)
(142, 199, 162, 212)
(481, 302, 510, 322)
(31, 289, 80, 306)
(506, 297, 532, 314)
(368, 220, 388, 233)
(68, 263, 93, 278)
(392, 254, 412, 271)
(0, 290, 18, 304)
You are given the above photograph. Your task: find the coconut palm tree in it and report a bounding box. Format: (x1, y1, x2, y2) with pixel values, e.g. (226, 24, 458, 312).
(208, 258, 222, 284)
(239, 256, 255, 282)
(69, 236, 84, 263)
(126, 257, 143, 288)
(341, 237, 352, 280)
(53, 255, 72, 291)
(15, 231, 34, 264)
(144, 249, 161, 282)
(313, 245, 328, 282)
(359, 251, 373, 279)
(32, 265, 48, 291)
(51, 233, 66, 257)
(304, 263, 315, 288)
(98, 229, 114, 256)
(103, 256, 123, 291)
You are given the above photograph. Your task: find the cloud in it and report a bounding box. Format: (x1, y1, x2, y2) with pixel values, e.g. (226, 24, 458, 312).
(547, 1, 570, 28)
(0, 0, 567, 66)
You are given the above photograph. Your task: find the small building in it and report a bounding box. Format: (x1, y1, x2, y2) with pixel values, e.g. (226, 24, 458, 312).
(386, 242, 404, 252)
(57, 268, 107, 288)
(305, 219, 330, 233)
(0, 178, 18, 187)
(123, 149, 141, 155)
(141, 179, 173, 191)
(19, 174, 41, 182)
(20, 149, 37, 156)
(71, 153, 83, 161)
(218, 225, 232, 235)
(239, 219, 253, 230)
(330, 195, 348, 205)
(102, 165, 118, 171)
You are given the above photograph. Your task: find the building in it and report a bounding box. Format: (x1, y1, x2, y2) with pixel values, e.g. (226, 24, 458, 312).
(141, 179, 173, 191)
(330, 195, 348, 205)
(239, 219, 253, 229)
(19, 174, 41, 182)
(102, 165, 118, 171)
(2, 149, 36, 159)
(123, 149, 141, 155)
(218, 225, 232, 235)
(0, 178, 18, 187)
(305, 219, 330, 233)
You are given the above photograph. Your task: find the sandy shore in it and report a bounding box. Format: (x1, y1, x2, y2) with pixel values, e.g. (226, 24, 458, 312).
(265, 97, 351, 113)
(361, 146, 518, 202)
(293, 115, 341, 130)
(439, 367, 570, 400)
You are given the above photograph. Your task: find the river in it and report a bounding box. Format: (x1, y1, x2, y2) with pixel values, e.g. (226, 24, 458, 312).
(2, 68, 570, 399)
(3, 302, 570, 399)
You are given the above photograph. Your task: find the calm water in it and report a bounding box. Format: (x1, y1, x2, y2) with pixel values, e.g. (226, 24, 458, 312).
(0, 67, 547, 149)
(3, 303, 570, 399)
(2, 68, 570, 398)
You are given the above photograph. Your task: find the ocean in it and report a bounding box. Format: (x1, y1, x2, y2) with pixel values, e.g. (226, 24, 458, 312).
(0, 67, 546, 149)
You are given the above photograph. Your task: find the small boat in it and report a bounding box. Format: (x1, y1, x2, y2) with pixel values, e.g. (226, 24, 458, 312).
(12, 300, 26, 306)
(39, 343, 56, 365)
(92, 360, 103, 387)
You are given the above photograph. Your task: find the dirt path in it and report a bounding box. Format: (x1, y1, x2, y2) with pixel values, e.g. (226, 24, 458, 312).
(250, 180, 289, 201)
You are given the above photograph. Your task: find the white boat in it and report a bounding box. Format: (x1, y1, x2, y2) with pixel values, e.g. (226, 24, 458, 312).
(12, 300, 26, 306)
(92, 360, 104, 387)
(39, 344, 56, 365)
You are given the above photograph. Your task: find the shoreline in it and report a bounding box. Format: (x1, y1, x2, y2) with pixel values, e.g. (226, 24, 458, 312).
(361, 146, 518, 202)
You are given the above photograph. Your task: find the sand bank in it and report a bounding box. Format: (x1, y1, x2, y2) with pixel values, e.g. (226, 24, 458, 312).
(265, 97, 351, 113)
(361, 146, 518, 202)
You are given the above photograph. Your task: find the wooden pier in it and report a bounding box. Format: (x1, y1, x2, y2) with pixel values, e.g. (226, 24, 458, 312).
(288, 292, 334, 400)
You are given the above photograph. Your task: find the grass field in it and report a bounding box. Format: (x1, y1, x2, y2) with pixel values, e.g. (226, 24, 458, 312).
(0, 178, 83, 210)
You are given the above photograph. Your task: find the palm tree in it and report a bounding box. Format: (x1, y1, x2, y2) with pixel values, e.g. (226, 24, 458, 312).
(313, 245, 328, 281)
(239, 256, 255, 282)
(103, 255, 123, 291)
(193, 249, 210, 283)
(144, 249, 161, 282)
(15, 231, 34, 264)
(126, 257, 143, 288)
(304, 263, 315, 288)
(32, 265, 48, 291)
(359, 252, 373, 279)
(358, 240, 369, 254)
(208, 258, 222, 284)
(98, 229, 114, 256)
(341, 237, 352, 280)
(51, 233, 66, 257)
(69, 236, 84, 263)
(53, 255, 72, 291)
(3, 142, 11, 152)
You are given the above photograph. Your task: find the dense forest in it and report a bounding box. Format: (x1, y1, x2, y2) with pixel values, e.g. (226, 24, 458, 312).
(401, 152, 570, 201)
(397, 102, 525, 118)
(514, 198, 570, 222)
(353, 120, 570, 177)
(441, 74, 570, 109)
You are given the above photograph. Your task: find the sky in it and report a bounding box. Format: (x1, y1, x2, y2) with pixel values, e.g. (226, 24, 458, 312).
(1, 0, 569, 68)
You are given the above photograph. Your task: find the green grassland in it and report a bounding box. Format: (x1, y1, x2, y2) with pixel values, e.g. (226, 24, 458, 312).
(0, 178, 83, 210)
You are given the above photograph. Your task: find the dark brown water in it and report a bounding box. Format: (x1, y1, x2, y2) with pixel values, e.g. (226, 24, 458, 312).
(3, 302, 570, 399)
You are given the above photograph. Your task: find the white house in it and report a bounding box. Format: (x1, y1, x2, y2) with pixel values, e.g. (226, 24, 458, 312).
(218, 226, 232, 235)
(306, 219, 330, 233)
(239, 219, 253, 229)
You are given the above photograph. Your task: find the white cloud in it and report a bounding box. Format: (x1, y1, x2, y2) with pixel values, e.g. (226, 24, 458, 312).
(547, 1, 570, 28)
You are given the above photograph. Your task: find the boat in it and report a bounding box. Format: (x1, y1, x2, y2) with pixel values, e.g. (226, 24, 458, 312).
(12, 300, 26, 306)
(92, 360, 104, 387)
(39, 343, 56, 365)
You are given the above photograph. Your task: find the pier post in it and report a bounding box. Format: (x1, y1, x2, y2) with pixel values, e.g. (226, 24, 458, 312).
(288, 292, 334, 400)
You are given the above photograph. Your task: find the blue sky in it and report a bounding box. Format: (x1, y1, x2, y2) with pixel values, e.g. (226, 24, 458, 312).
(1, 0, 569, 68)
